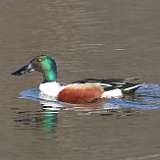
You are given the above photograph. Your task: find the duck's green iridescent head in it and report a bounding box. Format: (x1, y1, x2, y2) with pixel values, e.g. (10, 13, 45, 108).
(12, 55, 57, 82)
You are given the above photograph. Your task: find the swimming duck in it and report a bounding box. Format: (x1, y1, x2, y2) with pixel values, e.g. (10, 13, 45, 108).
(12, 55, 141, 104)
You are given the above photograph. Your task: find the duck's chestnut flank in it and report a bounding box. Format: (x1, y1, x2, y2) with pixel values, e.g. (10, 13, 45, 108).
(58, 83, 104, 104)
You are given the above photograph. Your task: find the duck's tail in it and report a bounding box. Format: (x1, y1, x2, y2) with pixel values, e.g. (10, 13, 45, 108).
(109, 77, 142, 94)
(120, 83, 142, 94)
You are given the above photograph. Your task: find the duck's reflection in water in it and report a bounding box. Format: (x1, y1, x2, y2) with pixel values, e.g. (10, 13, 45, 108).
(42, 111, 58, 134)
(14, 109, 58, 135)
(13, 98, 121, 136)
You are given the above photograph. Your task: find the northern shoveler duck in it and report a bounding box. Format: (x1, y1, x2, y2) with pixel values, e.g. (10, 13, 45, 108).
(12, 55, 141, 104)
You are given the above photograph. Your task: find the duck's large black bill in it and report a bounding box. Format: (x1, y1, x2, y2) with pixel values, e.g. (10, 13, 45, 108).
(12, 63, 34, 76)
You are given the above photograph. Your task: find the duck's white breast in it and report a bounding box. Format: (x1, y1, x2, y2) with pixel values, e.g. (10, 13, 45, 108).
(39, 82, 64, 98)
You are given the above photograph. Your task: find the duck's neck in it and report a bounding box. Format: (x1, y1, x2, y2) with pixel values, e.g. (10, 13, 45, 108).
(43, 70, 57, 83)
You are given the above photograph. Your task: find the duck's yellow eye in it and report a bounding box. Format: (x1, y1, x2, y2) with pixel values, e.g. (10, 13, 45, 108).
(37, 58, 42, 62)
(37, 55, 46, 62)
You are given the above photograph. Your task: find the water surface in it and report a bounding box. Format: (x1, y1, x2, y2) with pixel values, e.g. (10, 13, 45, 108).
(1, 0, 160, 160)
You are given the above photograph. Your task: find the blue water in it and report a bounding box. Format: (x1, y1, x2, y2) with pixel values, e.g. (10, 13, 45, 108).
(19, 84, 160, 112)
